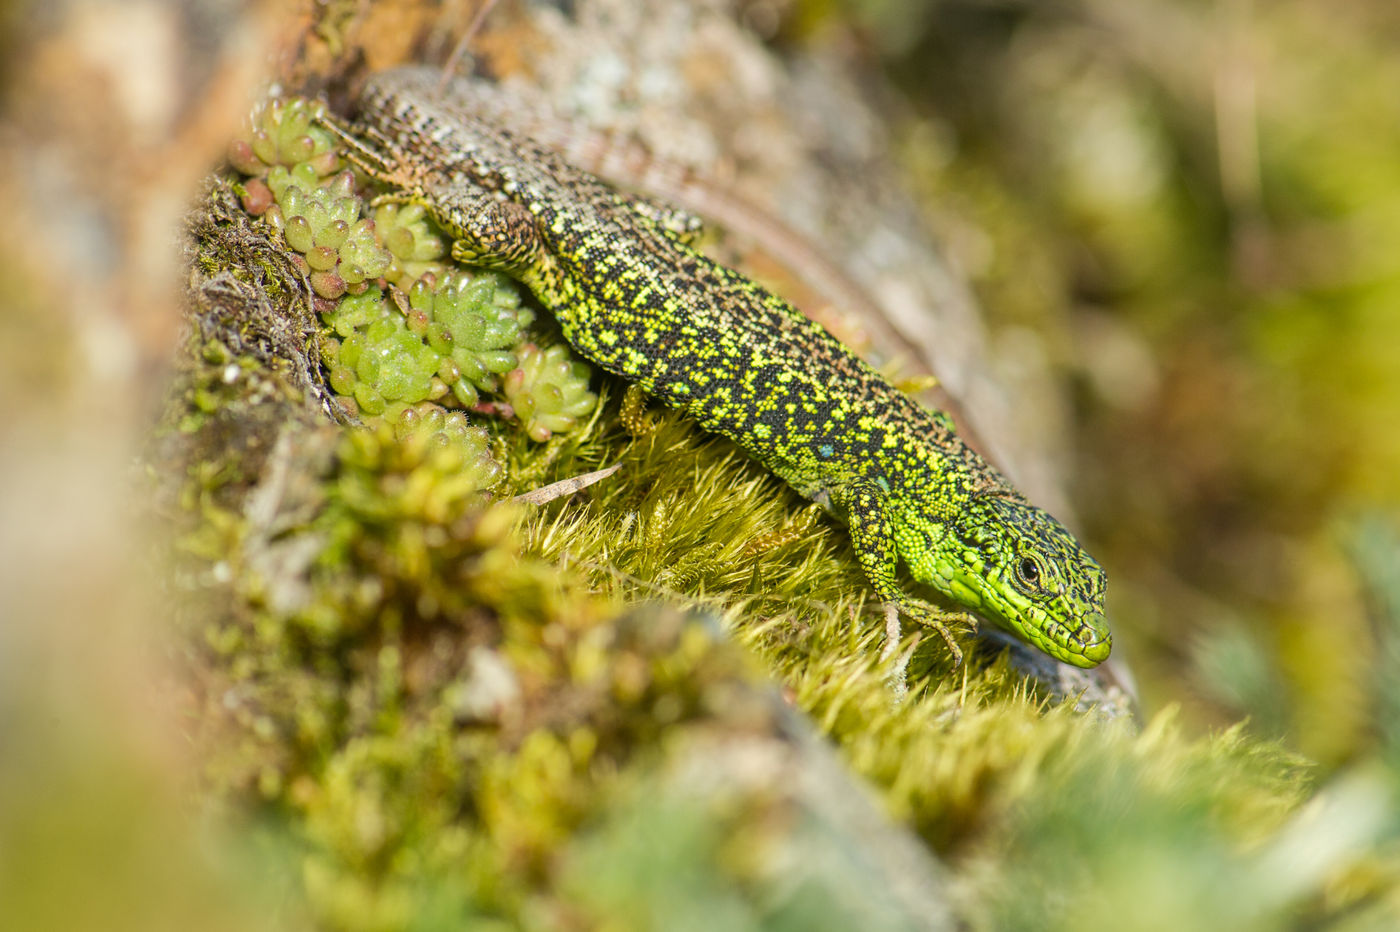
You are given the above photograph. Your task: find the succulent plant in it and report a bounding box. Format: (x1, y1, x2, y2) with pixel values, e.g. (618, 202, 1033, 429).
(229, 98, 341, 219)
(322, 289, 441, 414)
(263, 166, 392, 299)
(228, 96, 595, 446)
(228, 97, 340, 180)
(502, 342, 598, 442)
(407, 271, 527, 408)
(392, 402, 503, 495)
(373, 203, 448, 284)
(320, 270, 546, 425)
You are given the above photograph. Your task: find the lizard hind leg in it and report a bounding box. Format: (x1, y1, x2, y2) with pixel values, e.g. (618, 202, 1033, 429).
(617, 191, 706, 246)
(620, 383, 656, 436)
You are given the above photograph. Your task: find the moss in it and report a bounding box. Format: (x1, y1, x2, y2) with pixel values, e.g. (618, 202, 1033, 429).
(159, 75, 1394, 932)
(168, 377, 822, 924)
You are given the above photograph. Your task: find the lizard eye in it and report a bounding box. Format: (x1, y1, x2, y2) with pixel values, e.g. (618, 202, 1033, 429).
(1017, 556, 1041, 588)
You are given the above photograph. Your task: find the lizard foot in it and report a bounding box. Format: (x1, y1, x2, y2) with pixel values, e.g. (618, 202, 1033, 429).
(893, 599, 970, 668)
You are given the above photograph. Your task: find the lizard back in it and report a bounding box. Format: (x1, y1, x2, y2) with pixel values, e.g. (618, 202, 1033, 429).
(354, 68, 1015, 509)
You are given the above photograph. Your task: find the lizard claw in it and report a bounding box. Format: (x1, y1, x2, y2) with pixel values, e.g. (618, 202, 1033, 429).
(890, 599, 969, 668)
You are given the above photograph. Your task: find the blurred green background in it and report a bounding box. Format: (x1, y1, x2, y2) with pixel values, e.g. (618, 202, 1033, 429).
(790, 0, 1400, 767)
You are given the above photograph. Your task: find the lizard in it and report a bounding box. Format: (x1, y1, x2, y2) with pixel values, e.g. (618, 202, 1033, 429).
(323, 65, 1112, 671)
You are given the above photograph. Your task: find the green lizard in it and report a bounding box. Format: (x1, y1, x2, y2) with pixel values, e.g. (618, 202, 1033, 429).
(327, 66, 1111, 669)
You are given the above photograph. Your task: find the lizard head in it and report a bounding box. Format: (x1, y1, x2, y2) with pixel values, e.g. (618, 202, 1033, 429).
(915, 494, 1111, 667)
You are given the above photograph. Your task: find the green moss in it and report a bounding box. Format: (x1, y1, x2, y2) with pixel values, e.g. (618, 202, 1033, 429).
(169, 380, 815, 925)
(161, 76, 1398, 932)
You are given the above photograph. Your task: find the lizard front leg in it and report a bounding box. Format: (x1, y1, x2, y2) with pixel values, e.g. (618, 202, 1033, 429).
(839, 482, 966, 693)
(318, 110, 425, 193)
(614, 191, 705, 246)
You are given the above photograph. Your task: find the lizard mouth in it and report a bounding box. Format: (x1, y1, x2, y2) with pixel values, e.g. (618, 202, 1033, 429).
(1062, 613, 1112, 667)
(1072, 633, 1112, 666)
(990, 606, 1112, 668)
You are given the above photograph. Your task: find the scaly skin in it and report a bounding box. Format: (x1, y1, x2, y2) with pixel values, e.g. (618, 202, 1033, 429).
(330, 66, 1111, 668)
